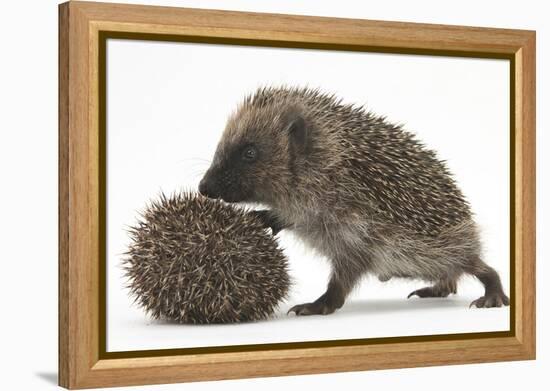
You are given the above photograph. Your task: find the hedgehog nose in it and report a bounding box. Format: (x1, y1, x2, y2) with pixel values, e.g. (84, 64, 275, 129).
(198, 179, 208, 196)
(199, 178, 217, 198)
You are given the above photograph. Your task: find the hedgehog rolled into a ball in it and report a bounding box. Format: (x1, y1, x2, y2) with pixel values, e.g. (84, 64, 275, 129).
(123, 192, 290, 324)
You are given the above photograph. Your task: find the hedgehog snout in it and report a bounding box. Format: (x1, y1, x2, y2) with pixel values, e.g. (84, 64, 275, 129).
(200, 163, 251, 203)
(198, 175, 220, 199)
(199, 168, 237, 200)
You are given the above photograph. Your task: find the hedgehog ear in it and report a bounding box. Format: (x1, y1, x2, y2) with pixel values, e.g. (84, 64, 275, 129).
(284, 110, 309, 154)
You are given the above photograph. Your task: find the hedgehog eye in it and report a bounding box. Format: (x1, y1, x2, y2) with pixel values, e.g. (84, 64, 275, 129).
(242, 146, 258, 162)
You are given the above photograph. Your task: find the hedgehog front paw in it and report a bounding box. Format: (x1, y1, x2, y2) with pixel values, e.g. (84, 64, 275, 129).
(250, 210, 287, 235)
(470, 292, 510, 308)
(287, 301, 336, 316)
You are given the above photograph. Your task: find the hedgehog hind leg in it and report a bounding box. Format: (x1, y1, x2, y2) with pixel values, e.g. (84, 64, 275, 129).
(407, 278, 457, 299)
(468, 259, 510, 308)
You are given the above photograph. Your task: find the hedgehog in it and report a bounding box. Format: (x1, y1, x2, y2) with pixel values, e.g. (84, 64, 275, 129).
(198, 86, 510, 316)
(123, 192, 290, 324)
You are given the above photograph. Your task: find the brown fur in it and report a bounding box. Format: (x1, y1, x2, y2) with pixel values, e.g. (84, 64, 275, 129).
(200, 86, 509, 315)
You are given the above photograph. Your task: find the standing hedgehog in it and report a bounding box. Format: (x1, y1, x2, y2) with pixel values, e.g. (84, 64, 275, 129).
(199, 86, 509, 316)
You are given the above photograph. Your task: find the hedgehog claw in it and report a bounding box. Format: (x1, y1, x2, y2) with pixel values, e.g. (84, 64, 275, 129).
(250, 210, 288, 236)
(288, 302, 335, 316)
(407, 281, 457, 299)
(407, 287, 450, 299)
(470, 292, 510, 308)
(407, 290, 418, 299)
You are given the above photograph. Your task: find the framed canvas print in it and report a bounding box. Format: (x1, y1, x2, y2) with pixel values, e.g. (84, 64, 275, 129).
(58, 1, 536, 389)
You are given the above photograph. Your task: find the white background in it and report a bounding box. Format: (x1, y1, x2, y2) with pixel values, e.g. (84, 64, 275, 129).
(0, 0, 547, 390)
(107, 40, 510, 352)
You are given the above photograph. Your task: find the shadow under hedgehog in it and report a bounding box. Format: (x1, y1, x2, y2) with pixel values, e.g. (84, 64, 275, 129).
(198, 86, 510, 316)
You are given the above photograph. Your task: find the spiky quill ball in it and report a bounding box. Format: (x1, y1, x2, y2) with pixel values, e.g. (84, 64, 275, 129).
(123, 192, 290, 324)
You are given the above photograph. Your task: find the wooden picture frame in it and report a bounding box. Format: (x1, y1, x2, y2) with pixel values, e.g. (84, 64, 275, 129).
(58, 1, 536, 389)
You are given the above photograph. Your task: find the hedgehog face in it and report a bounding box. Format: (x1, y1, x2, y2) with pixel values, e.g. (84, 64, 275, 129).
(199, 103, 309, 205)
(198, 141, 263, 203)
